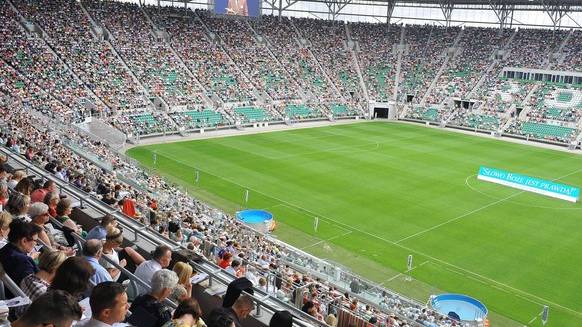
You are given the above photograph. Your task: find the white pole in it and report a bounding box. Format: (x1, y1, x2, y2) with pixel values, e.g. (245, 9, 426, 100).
(314, 217, 319, 232)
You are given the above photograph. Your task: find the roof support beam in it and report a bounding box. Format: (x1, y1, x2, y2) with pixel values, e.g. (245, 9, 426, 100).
(490, 0, 515, 32)
(324, 0, 352, 21)
(541, 1, 571, 30)
(386, 0, 396, 23)
(439, 0, 454, 27)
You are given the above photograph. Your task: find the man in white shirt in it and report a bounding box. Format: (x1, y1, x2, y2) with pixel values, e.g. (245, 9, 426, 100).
(134, 245, 172, 294)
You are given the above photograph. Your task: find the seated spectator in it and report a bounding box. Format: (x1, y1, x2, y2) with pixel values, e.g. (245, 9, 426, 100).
(134, 244, 172, 294)
(207, 294, 255, 327)
(14, 178, 34, 196)
(127, 269, 178, 327)
(269, 310, 292, 327)
(0, 220, 41, 285)
(43, 192, 59, 217)
(100, 226, 145, 281)
(50, 256, 95, 300)
(86, 214, 117, 241)
(31, 180, 58, 203)
(162, 298, 203, 327)
(325, 314, 337, 326)
(11, 290, 82, 327)
(29, 202, 74, 255)
(6, 192, 31, 221)
(218, 252, 233, 269)
(0, 181, 8, 207)
(77, 281, 129, 327)
(55, 197, 85, 236)
(172, 261, 193, 298)
(20, 249, 66, 301)
(8, 170, 26, 189)
(84, 238, 113, 285)
(0, 211, 12, 248)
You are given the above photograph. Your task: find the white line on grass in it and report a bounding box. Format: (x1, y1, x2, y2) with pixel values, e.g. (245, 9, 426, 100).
(395, 166, 582, 244)
(383, 260, 429, 284)
(301, 231, 353, 250)
(151, 150, 582, 317)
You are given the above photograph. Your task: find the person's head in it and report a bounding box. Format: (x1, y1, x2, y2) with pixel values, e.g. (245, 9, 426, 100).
(38, 249, 67, 278)
(12, 169, 26, 182)
(13, 290, 82, 327)
(269, 310, 293, 327)
(301, 301, 317, 316)
(90, 282, 129, 325)
(55, 197, 72, 216)
(6, 192, 30, 215)
(44, 180, 57, 193)
(51, 256, 95, 298)
(222, 252, 233, 261)
(28, 202, 50, 224)
(325, 314, 338, 327)
(150, 269, 179, 300)
(8, 220, 41, 253)
(173, 261, 193, 286)
(231, 259, 240, 269)
(173, 298, 202, 322)
(232, 294, 255, 320)
(14, 178, 33, 195)
(43, 191, 59, 208)
(105, 225, 123, 247)
(101, 214, 117, 228)
(152, 244, 172, 268)
(0, 211, 12, 238)
(83, 238, 104, 258)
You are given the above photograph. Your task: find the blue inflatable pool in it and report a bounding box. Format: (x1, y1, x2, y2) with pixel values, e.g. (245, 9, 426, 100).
(236, 209, 276, 232)
(431, 294, 488, 322)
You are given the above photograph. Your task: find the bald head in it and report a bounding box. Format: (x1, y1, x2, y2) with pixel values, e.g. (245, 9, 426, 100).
(83, 239, 103, 257)
(232, 295, 255, 320)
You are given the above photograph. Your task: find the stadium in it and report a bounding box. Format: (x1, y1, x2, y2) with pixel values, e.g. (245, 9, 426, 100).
(1, 0, 582, 326)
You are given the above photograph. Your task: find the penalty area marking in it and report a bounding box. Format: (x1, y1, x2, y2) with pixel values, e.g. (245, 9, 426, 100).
(300, 231, 353, 250)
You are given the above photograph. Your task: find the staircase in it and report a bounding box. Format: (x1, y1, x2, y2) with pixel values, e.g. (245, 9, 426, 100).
(345, 24, 369, 104)
(393, 25, 406, 102)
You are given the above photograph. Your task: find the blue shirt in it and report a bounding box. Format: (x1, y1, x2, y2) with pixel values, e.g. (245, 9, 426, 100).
(0, 243, 38, 286)
(85, 256, 112, 285)
(85, 226, 107, 241)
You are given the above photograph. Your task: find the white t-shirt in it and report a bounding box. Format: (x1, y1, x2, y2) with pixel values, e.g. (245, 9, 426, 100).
(134, 260, 161, 294)
(100, 250, 120, 282)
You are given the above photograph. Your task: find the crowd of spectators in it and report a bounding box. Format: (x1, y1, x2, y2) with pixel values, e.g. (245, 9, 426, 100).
(555, 30, 582, 72)
(504, 28, 567, 69)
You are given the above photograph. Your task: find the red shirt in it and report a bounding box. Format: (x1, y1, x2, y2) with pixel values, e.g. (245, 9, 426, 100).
(30, 188, 48, 203)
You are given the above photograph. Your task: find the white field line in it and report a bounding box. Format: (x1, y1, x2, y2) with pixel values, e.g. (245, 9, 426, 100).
(383, 260, 429, 284)
(301, 231, 353, 250)
(395, 166, 582, 244)
(152, 150, 582, 317)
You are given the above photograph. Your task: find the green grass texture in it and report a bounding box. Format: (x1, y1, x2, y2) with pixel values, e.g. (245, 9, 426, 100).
(127, 121, 582, 327)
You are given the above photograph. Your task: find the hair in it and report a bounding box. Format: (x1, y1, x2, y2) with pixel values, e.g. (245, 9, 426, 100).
(51, 256, 95, 298)
(173, 298, 202, 320)
(150, 269, 179, 294)
(90, 282, 126, 319)
(7, 220, 41, 244)
(172, 262, 193, 286)
(301, 301, 315, 313)
(6, 192, 29, 216)
(12, 170, 26, 181)
(43, 191, 59, 206)
(105, 225, 123, 244)
(28, 202, 49, 219)
(43, 180, 55, 190)
(14, 178, 33, 195)
(325, 314, 338, 327)
(83, 238, 104, 257)
(38, 249, 67, 274)
(221, 252, 233, 261)
(233, 294, 255, 311)
(231, 260, 241, 268)
(269, 310, 293, 327)
(0, 211, 12, 230)
(55, 197, 72, 216)
(17, 290, 82, 325)
(152, 244, 172, 261)
(101, 214, 116, 227)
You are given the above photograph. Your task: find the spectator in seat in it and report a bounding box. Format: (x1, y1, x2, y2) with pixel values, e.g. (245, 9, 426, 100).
(134, 244, 172, 294)
(29, 202, 74, 255)
(86, 214, 117, 241)
(50, 256, 95, 300)
(55, 197, 84, 236)
(0, 220, 41, 285)
(207, 294, 255, 327)
(30, 180, 57, 203)
(0, 211, 13, 249)
(8, 170, 26, 190)
(84, 238, 113, 285)
(127, 269, 178, 327)
(14, 178, 34, 196)
(162, 298, 203, 327)
(172, 261, 193, 299)
(100, 225, 145, 281)
(6, 192, 31, 221)
(11, 290, 82, 327)
(20, 249, 66, 301)
(269, 310, 293, 327)
(77, 281, 130, 327)
(43, 192, 59, 218)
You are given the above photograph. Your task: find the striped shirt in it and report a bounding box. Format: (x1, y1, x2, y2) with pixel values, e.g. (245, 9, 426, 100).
(20, 273, 50, 302)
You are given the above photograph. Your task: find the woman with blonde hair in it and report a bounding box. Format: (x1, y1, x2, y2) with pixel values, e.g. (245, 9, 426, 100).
(100, 225, 145, 281)
(20, 250, 67, 301)
(172, 261, 193, 298)
(0, 211, 12, 248)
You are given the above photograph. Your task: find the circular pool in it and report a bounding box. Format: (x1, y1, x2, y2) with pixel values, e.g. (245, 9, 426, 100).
(430, 294, 488, 322)
(236, 209, 276, 232)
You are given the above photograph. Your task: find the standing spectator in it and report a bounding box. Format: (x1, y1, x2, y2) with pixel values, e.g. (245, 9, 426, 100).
(0, 220, 41, 285)
(84, 239, 113, 285)
(11, 290, 82, 327)
(134, 244, 172, 294)
(127, 269, 178, 327)
(77, 282, 130, 327)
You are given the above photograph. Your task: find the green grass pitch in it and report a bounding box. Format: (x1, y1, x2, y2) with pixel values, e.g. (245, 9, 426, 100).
(127, 121, 582, 326)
